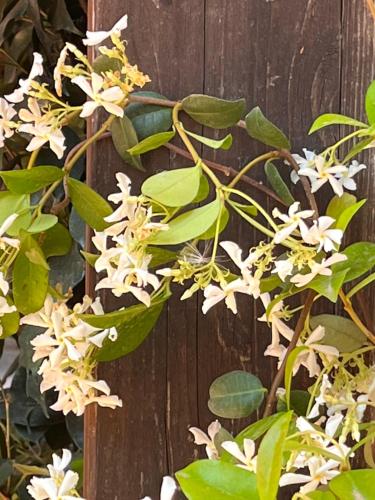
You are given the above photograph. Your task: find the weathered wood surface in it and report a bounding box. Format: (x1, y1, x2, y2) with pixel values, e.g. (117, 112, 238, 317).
(85, 1, 375, 498)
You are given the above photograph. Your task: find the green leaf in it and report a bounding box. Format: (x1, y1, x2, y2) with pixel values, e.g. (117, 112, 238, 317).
(80, 251, 97, 268)
(142, 165, 201, 207)
(277, 390, 310, 416)
(125, 91, 173, 140)
(334, 242, 375, 282)
(329, 469, 375, 500)
(96, 300, 166, 361)
(184, 129, 233, 150)
(245, 107, 291, 149)
(326, 193, 357, 220)
(285, 347, 309, 409)
(193, 174, 210, 203)
(306, 269, 348, 302)
(198, 206, 229, 240)
(148, 247, 176, 268)
(149, 198, 222, 245)
(0, 192, 31, 236)
(0, 166, 64, 194)
(176, 460, 259, 500)
(208, 370, 266, 419)
(307, 492, 336, 500)
(0, 459, 13, 487)
(41, 223, 72, 258)
(259, 275, 282, 293)
(256, 411, 292, 500)
(127, 130, 175, 155)
(182, 95, 246, 129)
(67, 178, 112, 231)
(344, 137, 374, 163)
(309, 113, 368, 134)
(366, 80, 375, 125)
(310, 314, 367, 352)
(28, 214, 58, 233)
(264, 161, 295, 205)
(92, 54, 122, 74)
(0, 297, 20, 339)
(110, 115, 143, 170)
(235, 413, 286, 443)
(13, 233, 49, 314)
(336, 199, 366, 232)
(230, 202, 258, 216)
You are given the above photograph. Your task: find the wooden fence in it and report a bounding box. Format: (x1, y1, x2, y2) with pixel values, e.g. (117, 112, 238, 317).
(84, 1, 375, 498)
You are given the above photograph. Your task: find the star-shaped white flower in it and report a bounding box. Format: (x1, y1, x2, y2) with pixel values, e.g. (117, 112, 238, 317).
(6, 52, 43, 103)
(258, 293, 294, 356)
(336, 160, 366, 191)
(290, 253, 347, 288)
(54, 45, 70, 97)
(19, 122, 66, 159)
(301, 216, 343, 252)
(202, 279, 251, 315)
(294, 326, 339, 377)
(141, 476, 177, 500)
(72, 73, 125, 118)
(272, 259, 294, 281)
(272, 202, 314, 243)
(0, 98, 17, 147)
(189, 420, 221, 459)
(298, 155, 347, 197)
(0, 214, 20, 250)
(83, 14, 128, 46)
(221, 439, 257, 472)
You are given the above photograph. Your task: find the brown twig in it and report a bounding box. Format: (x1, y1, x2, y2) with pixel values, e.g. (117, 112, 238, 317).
(263, 290, 316, 418)
(339, 290, 375, 344)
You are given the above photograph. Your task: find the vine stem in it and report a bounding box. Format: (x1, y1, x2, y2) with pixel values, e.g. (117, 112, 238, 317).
(228, 151, 279, 188)
(263, 290, 315, 418)
(339, 290, 375, 344)
(26, 148, 40, 170)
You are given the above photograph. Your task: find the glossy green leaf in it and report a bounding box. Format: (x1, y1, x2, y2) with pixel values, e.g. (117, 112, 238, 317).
(184, 129, 233, 150)
(80, 251, 98, 267)
(0, 298, 20, 339)
(329, 469, 375, 500)
(285, 347, 308, 409)
(142, 165, 201, 207)
(182, 94, 246, 129)
(245, 107, 291, 149)
(13, 233, 49, 314)
(193, 174, 210, 203)
(306, 269, 348, 302)
(307, 491, 336, 500)
(334, 242, 375, 282)
(208, 370, 266, 419)
(198, 206, 229, 240)
(366, 80, 375, 125)
(227, 201, 257, 217)
(344, 137, 374, 163)
(176, 460, 259, 500)
(110, 114, 143, 170)
(96, 299, 166, 361)
(149, 198, 222, 245)
(310, 314, 367, 352)
(309, 113, 367, 134)
(0, 192, 31, 236)
(67, 178, 112, 231)
(326, 193, 357, 220)
(336, 199, 366, 232)
(277, 390, 310, 416)
(256, 411, 292, 500)
(148, 247, 176, 268)
(0, 166, 63, 194)
(235, 413, 285, 443)
(48, 243, 84, 293)
(259, 275, 283, 293)
(41, 223, 72, 258)
(28, 214, 58, 233)
(125, 91, 173, 140)
(127, 130, 175, 155)
(264, 161, 295, 205)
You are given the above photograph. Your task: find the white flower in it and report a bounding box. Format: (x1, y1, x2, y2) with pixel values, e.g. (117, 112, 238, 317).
(258, 293, 293, 356)
(140, 476, 177, 500)
(307, 374, 332, 418)
(293, 326, 339, 377)
(0, 98, 17, 146)
(221, 439, 257, 472)
(83, 14, 128, 46)
(27, 449, 84, 500)
(220, 241, 261, 297)
(272, 259, 293, 281)
(54, 45, 69, 97)
(72, 73, 125, 118)
(291, 149, 317, 183)
(0, 272, 10, 296)
(290, 253, 347, 288)
(272, 202, 314, 243)
(189, 420, 221, 459)
(0, 213, 20, 250)
(6, 52, 43, 103)
(297, 155, 347, 197)
(301, 216, 343, 252)
(279, 456, 340, 494)
(337, 160, 366, 191)
(202, 279, 251, 315)
(19, 122, 66, 159)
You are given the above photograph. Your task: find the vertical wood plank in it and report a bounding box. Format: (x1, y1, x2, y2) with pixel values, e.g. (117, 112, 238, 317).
(86, 1, 373, 498)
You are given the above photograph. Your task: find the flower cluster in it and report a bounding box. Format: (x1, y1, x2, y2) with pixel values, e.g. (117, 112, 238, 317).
(27, 449, 84, 500)
(21, 295, 121, 416)
(93, 173, 166, 306)
(0, 14, 149, 159)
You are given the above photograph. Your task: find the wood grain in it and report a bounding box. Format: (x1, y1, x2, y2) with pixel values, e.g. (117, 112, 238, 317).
(85, 1, 374, 498)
